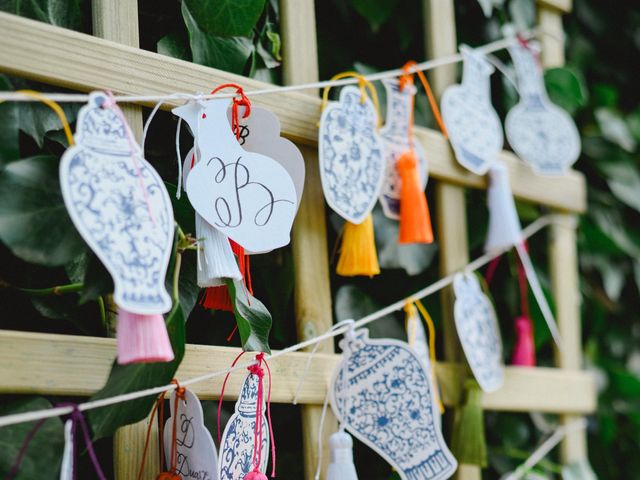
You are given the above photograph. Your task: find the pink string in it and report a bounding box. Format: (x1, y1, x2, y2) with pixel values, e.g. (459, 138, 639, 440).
(485, 255, 503, 285)
(102, 91, 157, 226)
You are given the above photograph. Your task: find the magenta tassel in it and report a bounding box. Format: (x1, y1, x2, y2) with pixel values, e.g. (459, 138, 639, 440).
(244, 471, 268, 480)
(511, 316, 536, 367)
(117, 309, 174, 364)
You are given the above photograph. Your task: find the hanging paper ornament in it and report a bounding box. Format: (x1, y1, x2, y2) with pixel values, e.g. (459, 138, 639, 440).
(327, 430, 359, 480)
(484, 162, 562, 348)
(173, 95, 298, 254)
(441, 45, 503, 175)
(505, 36, 581, 175)
(218, 357, 272, 480)
(378, 78, 428, 221)
(330, 327, 457, 480)
(163, 388, 219, 480)
(59, 91, 174, 364)
(453, 272, 504, 392)
(319, 74, 385, 277)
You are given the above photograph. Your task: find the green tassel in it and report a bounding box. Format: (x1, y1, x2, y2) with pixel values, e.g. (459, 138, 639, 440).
(452, 379, 487, 467)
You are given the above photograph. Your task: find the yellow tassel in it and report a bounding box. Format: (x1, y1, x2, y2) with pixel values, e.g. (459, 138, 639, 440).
(336, 214, 380, 277)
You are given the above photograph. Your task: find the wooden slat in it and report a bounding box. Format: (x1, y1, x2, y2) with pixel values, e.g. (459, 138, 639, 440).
(537, 6, 567, 68)
(0, 11, 586, 213)
(0, 330, 597, 414)
(537, 0, 572, 13)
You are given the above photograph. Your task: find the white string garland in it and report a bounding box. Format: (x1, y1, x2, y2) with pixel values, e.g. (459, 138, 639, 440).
(0, 215, 556, 429)
(0, 29, 555, 105)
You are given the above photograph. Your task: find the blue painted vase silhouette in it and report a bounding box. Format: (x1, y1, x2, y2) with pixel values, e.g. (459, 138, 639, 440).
(59, 91, 174, 315)
(330, 328, 457, 480)
(218, 371, 269, 479)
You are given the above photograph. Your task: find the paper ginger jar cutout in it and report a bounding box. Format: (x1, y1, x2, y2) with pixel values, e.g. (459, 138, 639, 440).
(174, 98, 298, 254)
(505, 40, 581, 175)
(330, 328, 457, 480)
(379, 78, 428, 219)
(453, 272, 504, 392)
(319, 85, 386, 224)
(441, 45, 504, 175)
(218, 370, 270, 479)
(59, 91, 174, 315)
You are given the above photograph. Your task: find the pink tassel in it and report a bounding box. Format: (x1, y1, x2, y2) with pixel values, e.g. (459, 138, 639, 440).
(117, 309, 174, 364)
(244, 471, 268, 480)
(511, 316, 536, 367)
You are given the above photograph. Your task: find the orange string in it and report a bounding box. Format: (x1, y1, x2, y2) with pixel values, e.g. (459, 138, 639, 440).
(401, 61, 448, 139)
(136, 390, 168, 480)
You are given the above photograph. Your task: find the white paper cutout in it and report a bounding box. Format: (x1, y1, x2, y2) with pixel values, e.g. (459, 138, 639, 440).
(174, 99, 298, 253)
(379, 78, 428, 219)
(218, 370, 269, 479)
(441, 46, 504, 175)
(59, 419, 73, 480)
(163, 389, 219, 480)
(60, 92, 174, 315)
(505, 40, 581, 175)
(229, 105, 305, 206)
(453, 272, 504, 392)
(319, 86, 386, 224)
(331, 328, 457, 480)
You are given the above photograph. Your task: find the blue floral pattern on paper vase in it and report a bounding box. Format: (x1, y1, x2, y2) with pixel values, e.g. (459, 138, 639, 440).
(453, 273, 504, 393)
(218, 371, 269, 480)
(330, 328, 457, 480)
(318, 86, 386, 224)
(379, 78, 428, 219)
(440, 46, 503, 175)
(505, 40, 580, 175)
(59, 91, 174, 315)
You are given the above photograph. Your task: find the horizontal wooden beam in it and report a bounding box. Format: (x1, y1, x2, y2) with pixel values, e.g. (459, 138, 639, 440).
(537, 0, 572, 13)
(0, 330, 596, 414)
(0, 12, 585, 212)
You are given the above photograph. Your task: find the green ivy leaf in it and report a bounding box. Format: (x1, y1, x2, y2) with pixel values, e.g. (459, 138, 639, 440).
(266, 29, 282, 61)
(157, 32, 192, 62)
(544, 67, 588, 116)
(226, 278, 272, 353)
(0, 397, 64, 479)
(0, 76, 19, 167)
(0, 0, 85, 30)
(184, 0, 266, 37)
(182, 1, 255, 74)
(595, 108, 637, 152)
(349, 0, 398, 32)
(78, 252, 113, 304)
(0, 155, 85, 266)
(88, 302, 186, 439)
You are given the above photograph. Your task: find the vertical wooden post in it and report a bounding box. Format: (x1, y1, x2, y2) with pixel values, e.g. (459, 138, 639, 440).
(538, 0, 588, 465)
(91, 2, 155, 478)
(423, 2, 480, 479)
(280, 0, 337, 478)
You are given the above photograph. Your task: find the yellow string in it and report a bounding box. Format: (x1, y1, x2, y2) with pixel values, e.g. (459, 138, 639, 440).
(414, 299, 445, 413)
(320, 71, 382, 128)
(403, 302, 418, 346)
(9, 90, 74, 145)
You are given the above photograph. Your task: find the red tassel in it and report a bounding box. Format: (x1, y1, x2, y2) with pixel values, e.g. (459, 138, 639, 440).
(200, 239, 253, 311)
(511, 316, 536, 367)
(397, 150, 434, 244)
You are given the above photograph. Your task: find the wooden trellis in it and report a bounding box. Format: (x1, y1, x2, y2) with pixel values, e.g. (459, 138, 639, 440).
(0, 0, 593, 479)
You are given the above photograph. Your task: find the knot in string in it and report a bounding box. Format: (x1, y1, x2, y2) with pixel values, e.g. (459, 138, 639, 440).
(210, 83, 251, 141)
(320, 71, 382, 128)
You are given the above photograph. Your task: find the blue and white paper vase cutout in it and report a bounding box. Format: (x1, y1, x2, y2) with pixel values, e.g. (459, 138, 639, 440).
(59, 91, 174, 315)
(505, 40, 580, 175)
(163, 389, 219, 479)
(174, 98, 298, 254)
(441, 46, 504, 175)
(453, 272, 504, 393)
(218, 370, 269, 479)
(379, 78, 428, 220)
(318, 85, 386, 224)
(330, 328, 457, 480)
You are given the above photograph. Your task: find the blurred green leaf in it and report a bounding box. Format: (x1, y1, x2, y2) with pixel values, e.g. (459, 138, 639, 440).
(227, 278, 272, 353)
(0, 155, 85, 266)
(0, 76, 19, 166)
(157, 32, 192, 62)
(349, 0, 398, 32)
(182, 1, 254, 74)
(562, 459, 598, 480)
(595, 108, 637, 152)
(16, 101, 79, 148)
(184, 0, 266, 37)
(266, 29, 282, 61)
(0, 397, 64, 479)
(544, 67, 588, 115)
(0, 0, 84, 30)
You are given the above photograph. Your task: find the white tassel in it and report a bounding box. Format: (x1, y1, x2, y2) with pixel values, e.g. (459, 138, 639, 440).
(59, 419, 73, 480)
(484, 161, 562, 350)
(195, 213, 241, 287)
(327, 431, 359, 480)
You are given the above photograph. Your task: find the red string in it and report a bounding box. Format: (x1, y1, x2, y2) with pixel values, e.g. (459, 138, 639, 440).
(210, 83, 251, 141)
(247, 353, 277, 477)
(217, 351, 246, 444)
(485, 255, 503, 285)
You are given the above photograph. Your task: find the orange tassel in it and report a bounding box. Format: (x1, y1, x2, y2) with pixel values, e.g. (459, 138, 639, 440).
(397, 150, 434, 244)
(336, 214, 380, 277)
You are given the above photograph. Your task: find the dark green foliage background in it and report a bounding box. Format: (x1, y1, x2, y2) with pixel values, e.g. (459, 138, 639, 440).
(0, 0, 638, 479)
